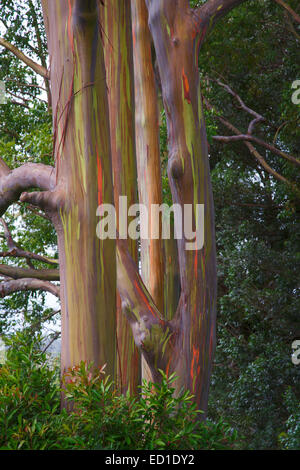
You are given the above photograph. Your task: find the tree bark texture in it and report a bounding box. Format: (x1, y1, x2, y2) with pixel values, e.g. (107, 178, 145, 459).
(101, 0, 140, 394)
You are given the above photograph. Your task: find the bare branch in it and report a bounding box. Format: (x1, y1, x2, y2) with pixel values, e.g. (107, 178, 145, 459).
(273, 0, 300, 24)
(0, 218, 14, 250)
(0, 37, 49, 79)
(0, 264, 59, 281)
(0, 278, 60, 298)
(0, 218, 58, 266)
(204, 97, 300, 194)
(208, 78, 300, 168)
(213, 133, 300, 168)
(17, 202, 52, 221)
(213, 78, 265, 134)
(0, 247, 58, 266)
(41, 331, 60, 354)
(30, 308, 61, 331)
(193, 0, 250, 34)
(5, 78, 47, 92)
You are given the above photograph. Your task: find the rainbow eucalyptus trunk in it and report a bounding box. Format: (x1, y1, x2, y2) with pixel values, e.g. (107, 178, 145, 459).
(145, 0, 217, 413)
(131, 0, 164, 383)
(101, 0, 140, 394)
(116, 0, 248, 415)
(132, 0, 164, 315)
(37, 0, 116, 381)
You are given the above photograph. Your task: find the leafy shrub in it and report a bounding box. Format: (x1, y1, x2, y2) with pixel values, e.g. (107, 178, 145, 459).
(0, 332, 66, 450)
(62, 363, 238, 450)
(279, 388, 300, 450)
(0, 332, 239, 450)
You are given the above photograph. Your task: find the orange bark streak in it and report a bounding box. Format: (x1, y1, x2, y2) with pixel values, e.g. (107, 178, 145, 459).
(182, 68, 191, 103)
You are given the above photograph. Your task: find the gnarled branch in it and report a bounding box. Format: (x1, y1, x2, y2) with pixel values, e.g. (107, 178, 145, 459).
(0, 162, 56, 216)
(207, 78, 300, 168)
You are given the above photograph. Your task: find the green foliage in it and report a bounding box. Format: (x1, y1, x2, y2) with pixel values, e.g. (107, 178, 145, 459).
(208, 155, 300, 449)
(198, 0, 300, 450)
(0, 331, 63, 450)
(62, 364, 238, 450)
(0, 0, 57, 337)
(279, 387, 300, 450)
(0, 334, 238, 450)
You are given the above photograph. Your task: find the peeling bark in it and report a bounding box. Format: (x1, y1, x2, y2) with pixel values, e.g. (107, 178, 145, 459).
(0, 0, 251, 414)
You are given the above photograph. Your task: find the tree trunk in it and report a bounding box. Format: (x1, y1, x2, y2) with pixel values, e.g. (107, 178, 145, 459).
(101, 0, 140, 394)
(145, 0, 217, 413)
(41, 0, 116, 381)
(131, 0, 165, 384)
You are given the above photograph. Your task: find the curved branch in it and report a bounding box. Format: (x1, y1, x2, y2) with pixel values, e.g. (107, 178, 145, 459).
(0, 163, 56, 216)
(213, 133, 300, 168)
(193, 0, 249, 33)
(0, 278, 60, 298)
(212, 78, 265, 134)
(0, 264, 59, 281)
(0, 37, 49, 79)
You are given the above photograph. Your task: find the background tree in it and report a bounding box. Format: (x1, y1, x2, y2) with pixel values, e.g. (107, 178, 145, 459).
(197, 0, 300, 448)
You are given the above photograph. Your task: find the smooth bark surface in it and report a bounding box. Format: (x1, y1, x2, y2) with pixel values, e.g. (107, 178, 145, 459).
(145, 0, 217, 413)
(132, 0, 164, 383)
(41, 0, 116, 379)
(101, 0, 140, 393)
